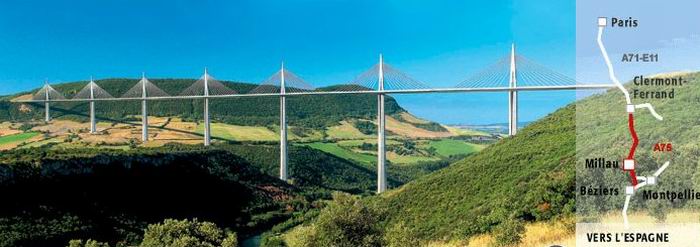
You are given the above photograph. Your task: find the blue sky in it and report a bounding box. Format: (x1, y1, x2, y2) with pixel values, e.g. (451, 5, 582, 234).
(576, 0, 700, 86)
(0, 0, 577, 124)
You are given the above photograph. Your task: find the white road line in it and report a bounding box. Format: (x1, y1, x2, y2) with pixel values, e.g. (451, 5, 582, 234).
(597, 20, 670, 230)
(634, 181, 648, 190)
(623, 195, 631, 228)
(654, 161, 671, 177)
(635, 103, 664, 120)
(597, 26, 632, 104)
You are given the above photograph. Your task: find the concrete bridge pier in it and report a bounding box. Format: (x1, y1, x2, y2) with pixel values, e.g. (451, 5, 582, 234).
(508, 43, 518, 136)
(89, 78, 97, 134)
(44, 81, 51, 123)
(280, 63, 288, 181)
(377, 54, 387, 193)
(204, 68, 211, 146)
(141, 74, 149, 143)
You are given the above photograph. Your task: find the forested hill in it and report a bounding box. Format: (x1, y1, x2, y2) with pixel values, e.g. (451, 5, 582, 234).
(0, 79, 405, 128)
(368, 72, 700, 243)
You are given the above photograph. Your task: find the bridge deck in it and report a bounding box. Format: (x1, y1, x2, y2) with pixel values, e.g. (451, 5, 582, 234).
(15, 84, 615, 103)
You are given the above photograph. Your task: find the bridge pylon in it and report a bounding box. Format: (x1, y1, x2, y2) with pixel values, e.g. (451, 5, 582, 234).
(141, 73, 149, 143)
(508, 43, 518, 136)
(203, 68, 211, 146)
(377, 54, 387, 193)
(44, 80, 51, 123)
(280, 62, 288, 181)
(89, 77, 96, 134)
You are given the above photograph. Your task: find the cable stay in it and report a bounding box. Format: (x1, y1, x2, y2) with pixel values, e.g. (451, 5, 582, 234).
(455, 54, 578, 88)
(180, 73, 237, 96)
(331, 62, 431, 92)
(121, 77, 170, 98)
(32, 83, 66, 101)
(73, 80, 114, 99)
(248, 68, 314, 94)
(515, 55, 577, 87)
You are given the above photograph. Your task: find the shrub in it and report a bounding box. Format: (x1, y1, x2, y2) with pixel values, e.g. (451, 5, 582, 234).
(648, 200, 669, 223)
(384, 222, 420, 247)
(303, 192, 383, 247)
(140, 219, 237, 247)
(491, 217, 525, 247)
(67, 239, 110, 247)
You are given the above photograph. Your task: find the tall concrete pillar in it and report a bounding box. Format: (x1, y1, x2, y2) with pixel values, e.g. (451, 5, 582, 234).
(279, 63, 288, 181)
(204, 68, 211, 146)
(44, 81, 51, 123)
(508, 44, 518, 136)
(141, 74, 148, 142)
(377, 54, 387, 193)
(89, 78, 96, 134)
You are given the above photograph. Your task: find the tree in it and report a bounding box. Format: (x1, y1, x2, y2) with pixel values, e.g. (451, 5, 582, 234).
(384, 222, 421, 247)
(67, 239, 110, 247)
(305, 192, 383, 247)
(491, 217, 525, 247)
(140, 219, 238, 247)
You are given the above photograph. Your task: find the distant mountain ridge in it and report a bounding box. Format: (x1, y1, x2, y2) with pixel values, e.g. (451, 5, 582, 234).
(0, 78, 410, 129)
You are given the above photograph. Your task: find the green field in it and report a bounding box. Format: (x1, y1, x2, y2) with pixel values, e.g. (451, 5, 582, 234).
(427, 139, 484, 157)
(196, 122, 279, 141)
(305, 139, 485, 166)
(300, 142, 376, 165)
(0, 132, 40, 145)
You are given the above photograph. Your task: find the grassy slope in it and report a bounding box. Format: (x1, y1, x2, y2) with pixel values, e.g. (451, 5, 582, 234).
(300, 142, 376, 165)
(575, 72, 700, 214)
(373, 103, 576, 240)
(428, 139, 484, 157)
(371, 72, 700, 241)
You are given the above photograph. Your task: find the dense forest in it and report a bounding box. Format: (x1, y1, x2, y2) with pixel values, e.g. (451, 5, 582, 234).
(0, 141, 455, 246)
(0, 144, 300, 246)
(0, 79, 405, 128)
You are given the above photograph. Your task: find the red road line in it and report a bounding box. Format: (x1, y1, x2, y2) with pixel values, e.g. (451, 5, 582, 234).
(629, 170, 638, 186)
(626, 113, 639, 186)
(627, 113, 639, 159)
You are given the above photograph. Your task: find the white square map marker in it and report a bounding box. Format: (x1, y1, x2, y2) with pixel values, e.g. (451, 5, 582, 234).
(626, 104, 635, 113)
(647, 176, 656, 185)
(626, 186, 634, 195)
(623, 159, 635, 170)
(598, 17, 607, 27)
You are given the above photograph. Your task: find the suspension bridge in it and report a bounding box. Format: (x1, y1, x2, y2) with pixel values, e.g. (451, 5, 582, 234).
(16, 45, 615, 193)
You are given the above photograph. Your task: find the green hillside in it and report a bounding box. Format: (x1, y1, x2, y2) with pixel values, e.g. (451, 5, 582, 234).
(279, 72, 700, 246)
(575, 72, 700, 215)
(0, 79, 405, 128)
(374, 103, 577, 240)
